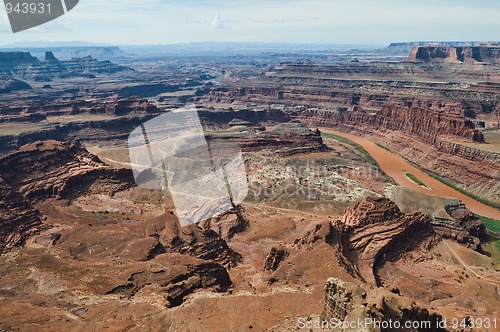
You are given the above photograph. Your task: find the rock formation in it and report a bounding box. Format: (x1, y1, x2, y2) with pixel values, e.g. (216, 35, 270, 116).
(0, 97, 163, 154)
(105, 253, 232, 308)
(405, 45, 500, 65)
(0, 140, 134, 202)
(336, 197, 434, 285)
(295, 197, 484, 288)
(199, 206, 248, 239)
(205, 120, 327, 156)
(0, 51, 132, 81)
(0, 77, 32, 93)
(321, 278, 445, 332)
(44, 51, 59, 62)
(0, 140, 135, 254)
(264, 247, 288, 271)
(0, 52, 38, 67)
(156, 211, 242, 268)
(0, 177, 42, 253)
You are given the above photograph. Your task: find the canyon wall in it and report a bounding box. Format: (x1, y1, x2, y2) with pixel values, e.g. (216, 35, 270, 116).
(288, 105, 485, 143)
(405, 46, 500, 65)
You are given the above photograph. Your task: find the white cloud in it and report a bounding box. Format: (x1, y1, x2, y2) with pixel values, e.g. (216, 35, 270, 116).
(211, 14, 226, 29)
(0, 0, 498, 45)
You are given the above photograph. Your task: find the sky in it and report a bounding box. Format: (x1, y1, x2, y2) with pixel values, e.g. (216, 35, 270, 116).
(0, 0, 499, 46)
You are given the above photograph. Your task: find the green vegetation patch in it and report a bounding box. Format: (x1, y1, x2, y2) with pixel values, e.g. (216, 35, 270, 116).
(484, 240, 500, 270)
(403, 171, 429, 189)
(476, 215, 500, 234)
(429, 173, 500, 210)
(375, 143, 393, 153)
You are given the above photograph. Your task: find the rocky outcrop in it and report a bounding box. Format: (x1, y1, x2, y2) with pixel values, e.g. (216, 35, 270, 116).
(0, 77, 32, 93)
(293, 220, 337, 249)
(385, 41, 488, 56)
(337, 197, 435, 285)
(0, 140, 134, 202)
(105, 253, 232, 308)
(296, 197, 485, 289)
(0, 52, 38, 67)
(0, 140, 137, 255)
(118, 83, 178, 98)
(155, 211, 241, 268)
(405, 46, 500, 65)
(110, 96, 160, 116)
(321, 277, 445, 332)
(44, 52, 59, 62)
(198, 108, 290, 125)
(0, 96, 163, 154)
(394, 133, 500, 202)
(289, 105, 485, 143)
(264, 247, 288, 271)
(0, 96, 160, 123)
(429, 200, 487, 248)
(0, 51, 132, 81)
(206, 120, 327, 155)
(0, 177, 42, 253)
(199, 206, 248, 239)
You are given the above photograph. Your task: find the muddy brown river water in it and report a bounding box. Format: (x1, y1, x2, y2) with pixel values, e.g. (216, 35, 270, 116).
(321, 129, 500, 220)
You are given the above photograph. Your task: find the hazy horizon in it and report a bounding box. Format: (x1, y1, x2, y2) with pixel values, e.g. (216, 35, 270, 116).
(0, 0, 499, 46)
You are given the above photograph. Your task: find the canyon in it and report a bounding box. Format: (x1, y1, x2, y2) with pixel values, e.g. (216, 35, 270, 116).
(0, 43, 499, 331)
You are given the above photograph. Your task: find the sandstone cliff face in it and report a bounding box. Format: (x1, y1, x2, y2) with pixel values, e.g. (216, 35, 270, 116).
(108, 253, 232, 308)
(0, 96, 162, 154)
(321, 278, 445, 332)
(199, 206, 248, 239)
(157, 211, 242, 268)
(405, 46, 500, 65)
(296, 197, 483, 288)
(0, 177, 42, 253)
(0, 140, 134, 202)
(337, 197, 434, 285)
(206, 121, 327, 156)
(0, 141, 136, 254)
(0, 77, 32, 93)
(0, 96, 160, 123)
(0, 51, 131, 81)
(289, 105, 485, 143)
(0, 52, 38, 67)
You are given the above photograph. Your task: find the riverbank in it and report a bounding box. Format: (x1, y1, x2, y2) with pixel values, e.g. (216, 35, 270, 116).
(320, 128, 500, 221)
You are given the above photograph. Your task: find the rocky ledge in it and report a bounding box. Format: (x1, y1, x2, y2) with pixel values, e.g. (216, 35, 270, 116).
(405, 45, 500, 65)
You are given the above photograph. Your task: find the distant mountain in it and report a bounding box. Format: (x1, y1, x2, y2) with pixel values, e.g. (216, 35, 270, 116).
(384, 41, 500, 56)
(0, 51, 132, 82)
(1, 41, 109, 48)
(120, 42, 383, 57)
(0, 46, 128, 61)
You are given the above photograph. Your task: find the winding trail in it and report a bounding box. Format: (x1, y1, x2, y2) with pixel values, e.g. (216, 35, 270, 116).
(320, 128, 500, 220)
(442, 240, 500, 285)
(241, 202, 331, 217)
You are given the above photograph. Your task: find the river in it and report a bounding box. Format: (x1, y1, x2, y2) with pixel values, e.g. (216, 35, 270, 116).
(320, 129, 500, 220)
